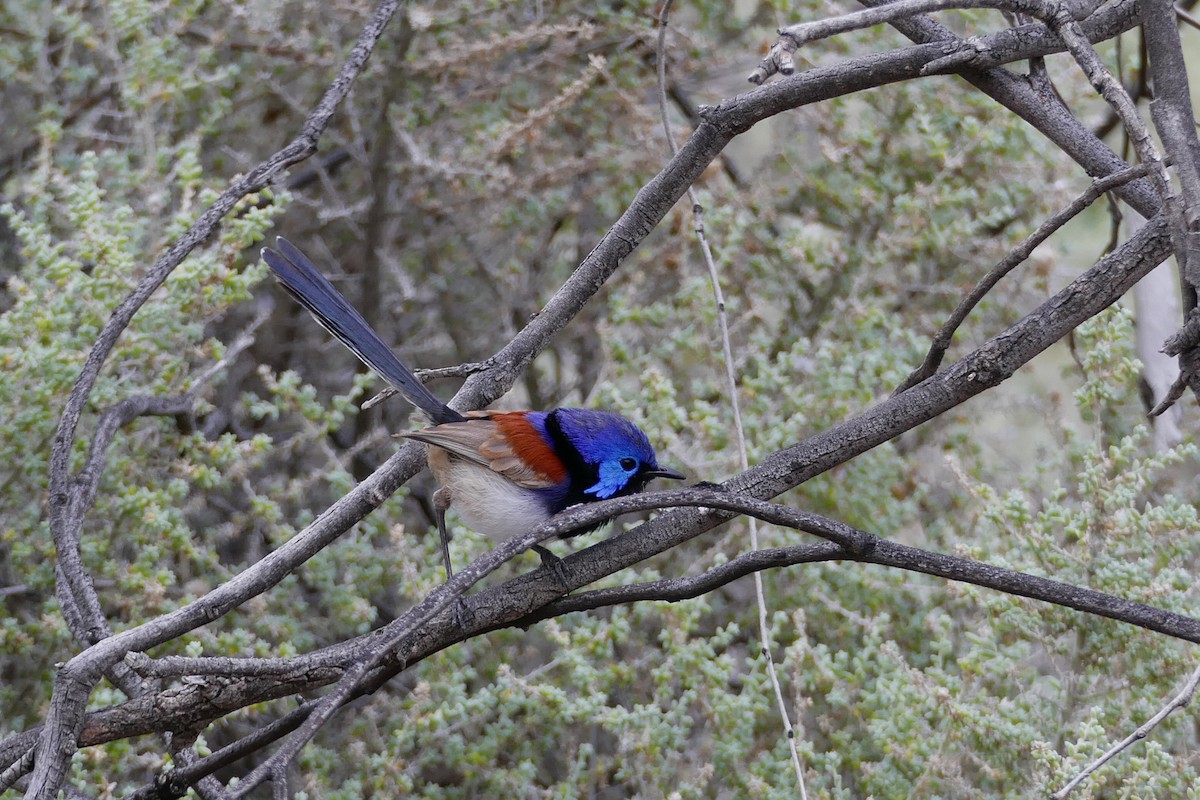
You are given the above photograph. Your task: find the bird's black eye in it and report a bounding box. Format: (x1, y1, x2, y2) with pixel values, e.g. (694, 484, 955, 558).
(619, 457, 637, 471)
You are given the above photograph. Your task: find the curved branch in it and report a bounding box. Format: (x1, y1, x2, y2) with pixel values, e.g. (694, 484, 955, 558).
(767, 0, 1170, 203)
(44, 0, 1155, 705)
(1051, 662, 1200, 798)
(30, 0, 409, 796)
(1144, 0, 1200, 409)
(895, 162, 1157, 393)
(18, 25, 1030, 796)
(56, 394, 195, 678)
(523, 533, 1200, 644)
(126, 703, 314, 800)
(526, 543, 845, 614)
(48, 485, 1200, 795)
(857, 0, 1161, 220)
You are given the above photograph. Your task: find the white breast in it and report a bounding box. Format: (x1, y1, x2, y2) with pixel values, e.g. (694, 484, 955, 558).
(426, 447, 554, 541)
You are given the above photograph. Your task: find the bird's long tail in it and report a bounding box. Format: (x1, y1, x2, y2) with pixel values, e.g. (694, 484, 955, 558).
(262, 238, 465, 425)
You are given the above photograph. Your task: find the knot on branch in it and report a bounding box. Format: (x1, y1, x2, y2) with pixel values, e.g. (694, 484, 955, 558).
(747, 31, 801, 85)
(1162, 309, 1200, 356)
(921, 37, 992, 75)
(1148, 312, 1200, 416)
(1186, 230, 1200, 286)
(846, 529, 879, 558)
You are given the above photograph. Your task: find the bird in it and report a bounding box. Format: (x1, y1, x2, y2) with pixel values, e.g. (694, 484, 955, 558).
(261, 237, 685, 579)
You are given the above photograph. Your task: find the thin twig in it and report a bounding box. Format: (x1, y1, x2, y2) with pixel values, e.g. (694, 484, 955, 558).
(520, 515, 1200, 644)
(189, 298, 273, 389)
(1051, 662, 1200, 799)
(77, 395, 197, 523)
(524, 543, 843, 616)
(752, 0, 1174, 211)
(656, 3, 809, 794)
(360, 360, 490, 410)
(122, 704, 316, 800)
(1148, 370, 1190, 416)
(1177, 4, 1200, 30)
(895, 162, 1156, 393)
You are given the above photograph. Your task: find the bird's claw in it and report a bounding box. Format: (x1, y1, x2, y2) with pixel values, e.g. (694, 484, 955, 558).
(452, 598, 473, 633)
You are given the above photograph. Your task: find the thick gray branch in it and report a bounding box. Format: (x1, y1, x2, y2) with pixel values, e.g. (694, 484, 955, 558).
(896, 163, 1157, 393)
(50, 478, 1200, 794)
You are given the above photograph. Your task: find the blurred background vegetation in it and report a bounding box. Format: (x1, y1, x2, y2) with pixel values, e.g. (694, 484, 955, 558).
(1, 0, 1198, 796)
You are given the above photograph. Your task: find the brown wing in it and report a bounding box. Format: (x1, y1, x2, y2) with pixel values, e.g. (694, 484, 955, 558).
(397, 413, 561, 490)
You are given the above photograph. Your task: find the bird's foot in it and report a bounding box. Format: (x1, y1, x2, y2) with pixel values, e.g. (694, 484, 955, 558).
(451, 597, 474, 634)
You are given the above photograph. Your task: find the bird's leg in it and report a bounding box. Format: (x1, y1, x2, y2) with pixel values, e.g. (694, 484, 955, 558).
(433, 486, 454, 580)
(532, 544, 569, 588)
(433, 486, 473, 631)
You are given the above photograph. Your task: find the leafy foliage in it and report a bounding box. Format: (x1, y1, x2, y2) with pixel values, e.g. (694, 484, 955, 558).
(0, 0, 1196, 797)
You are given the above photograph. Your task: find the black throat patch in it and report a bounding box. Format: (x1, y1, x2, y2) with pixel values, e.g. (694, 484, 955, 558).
(543, 410, 609, 538)
(544, 410, 597, 507)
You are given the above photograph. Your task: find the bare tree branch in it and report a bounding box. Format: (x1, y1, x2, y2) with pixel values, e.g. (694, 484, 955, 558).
(1144, 0, 1200, 274)
(759, 0, 1173, 216)
(1051, 662, 1200, 799)
(1092, 26, 1149, 141)
(0, 748, 35, 794)
(17, 484, 1200, 795)
(361, 360, 491, 411)
(1177, 3, 1200, 30)
(656, 1, 809, 793)
(1158, 309, 1200, 410)
(30, 0, 410, 795)
(895, 162, 1157, 393)
(751, 0, 1136, 84)
(1143, 0, 1200, 408)
(847, 0, 1161, 219)
(5, 205, 1175, 791)
(123, 704, 315, 800)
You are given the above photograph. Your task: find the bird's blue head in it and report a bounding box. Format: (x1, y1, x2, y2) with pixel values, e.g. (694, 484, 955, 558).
(549, 409, 685, 500)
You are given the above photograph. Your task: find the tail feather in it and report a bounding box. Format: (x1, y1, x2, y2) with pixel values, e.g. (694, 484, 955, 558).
(262, 238, 465, 425)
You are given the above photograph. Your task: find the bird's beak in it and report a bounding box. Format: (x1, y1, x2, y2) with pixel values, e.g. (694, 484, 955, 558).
(644, 466, 686, 482)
